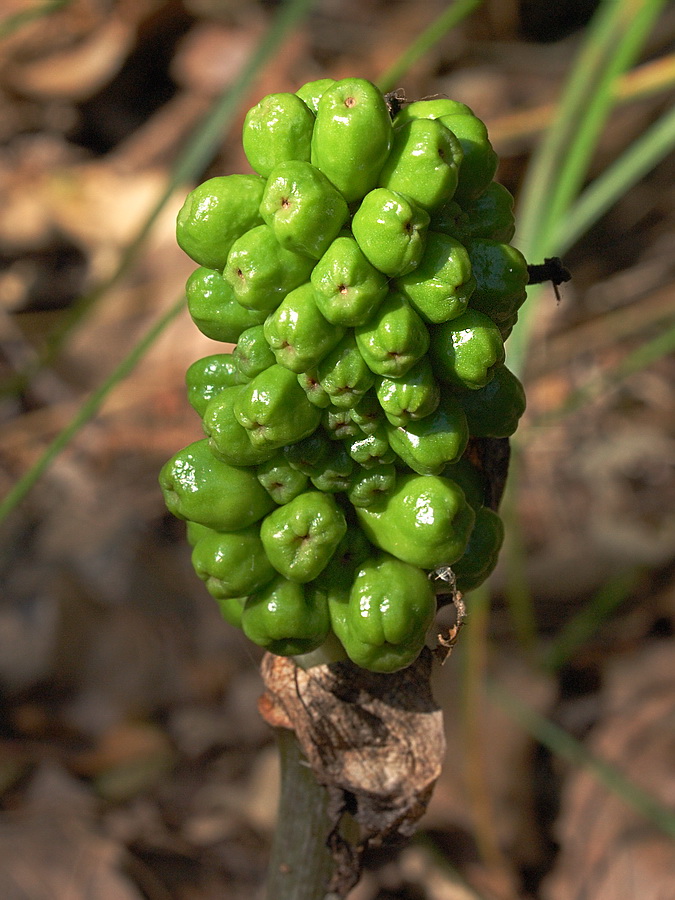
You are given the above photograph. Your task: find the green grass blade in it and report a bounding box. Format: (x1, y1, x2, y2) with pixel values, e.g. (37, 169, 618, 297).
(517, 0, 668, 262)
(510, 0, 669, 380)
(488, 680, 675, 841)
(554, 101, 675, 255)
(376, 0, 483, 94)
(0, 296, 185, 525)
(542, 568, 643, 672)
(0, 0, 71, 39)
(3, 0, 315, 398)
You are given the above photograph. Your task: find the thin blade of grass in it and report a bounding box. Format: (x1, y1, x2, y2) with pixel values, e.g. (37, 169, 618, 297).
(533, 319, 675, 427)
(0, 0, 71, 39)
(542, 568, 643, 672)
(488, 679, 675, 841)
(3, 0, 315, 399)
(376, 0, 483, 94)
(553, 101, 675, 255)
(510, 0, 669, 380)
(0, 295, 185, 525)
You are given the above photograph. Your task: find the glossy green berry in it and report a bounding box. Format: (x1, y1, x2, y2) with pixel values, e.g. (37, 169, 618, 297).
(438, 113, 499, 203)
(395, 231, 476, 324)
(297, 368, 332, 408)
(176, 174, 266, 270)
(186, 353, 243, 417)
(442, 456, 487, 511)
(295, 78, 335, 114)
(431, 182, 516, 243)
(393, 98, 473, 126)
(309, 441, 354, 493)
(347, 462, 397, 508)
(202, 385, 277, 467)
(345, 426, 395, 468)
(378, 117, 463, 211)
(452, 506, 504, 592)
(234, 363, 322, 450)
(352, 188, 430, 277)
(316, 332, 375, 409)
(214, 595, 247, 628)
(159, 439, 275, 531)
(310, 234, 389, 327)
(466, 239, 529, 325)
(242, 92, 315, 177)
(256, 451, 309, 505)
(260, 160, 349, 259)
(355, 472, 475, 569)
(224, 224, 314, 312)
(191, 524, 276, 599)
(375, 357, 440, 427)
(349, 392, 384, 434)
(328, 553, 436, 673)
(260, 490, 347, 583)
(322, 403, 362, 441)
(233, 325, 276, 380)
(264, 282, 345, 373)
(385, 394, 469, 475)
(242, 576, 330, 656)
(429, 308, 505, 390)
(354, 291, 430, 378)
(452, 365, 526, 438)
(186, 267, 267, 342)
(311, 77, 393, 203)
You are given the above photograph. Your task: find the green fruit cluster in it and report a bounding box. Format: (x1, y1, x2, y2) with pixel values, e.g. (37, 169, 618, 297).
(162, 78, 527, 673)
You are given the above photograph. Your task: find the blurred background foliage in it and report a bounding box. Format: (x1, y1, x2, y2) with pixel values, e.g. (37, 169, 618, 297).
(0, 1, 674, 898)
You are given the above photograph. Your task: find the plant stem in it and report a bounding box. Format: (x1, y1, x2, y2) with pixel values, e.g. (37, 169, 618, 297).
(267, 728, 336, 900)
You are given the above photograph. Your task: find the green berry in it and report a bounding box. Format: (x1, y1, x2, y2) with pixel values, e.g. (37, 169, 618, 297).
(186, 353, 243, 417)
(242, 92, 315, 177)
(395, 231, 476, 324)
(191, 524, 276, 599)
(224, 224, 314, 312)
(432, 182, 516, 243)
(186, 267, 267, 342)
(242, 576, 330, 656)
(260, 160, 349, 259)
(176, 175, 266, 270)
(159, 439, 275, 531)
(232, 324, 276, 380)
(384, 394, 469, 475)
(256, 452, 309, 505)
(378, 118, 463, 211)
(234, 363, 322, 450)
(202, 385, 277, 467)
(452, 365, 526, 438)
(355, 472, 475, 569)
(352, 188, 430, 277)
(311, 234, 389, 327)
(311, 77, 393, 203)
(295, 78, 336, 114)
(264, 282, 345, 373)
(429, 308, 505, 390)
(354, 291, 430, 378)
(260, 490, 347, 583)
(316, 331, 376, 409)
(439, 113, 499, 202)
(375, 357, 440, 427)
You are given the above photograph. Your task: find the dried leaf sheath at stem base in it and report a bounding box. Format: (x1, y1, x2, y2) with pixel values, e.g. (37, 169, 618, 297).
(259, 648, 446, 898)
